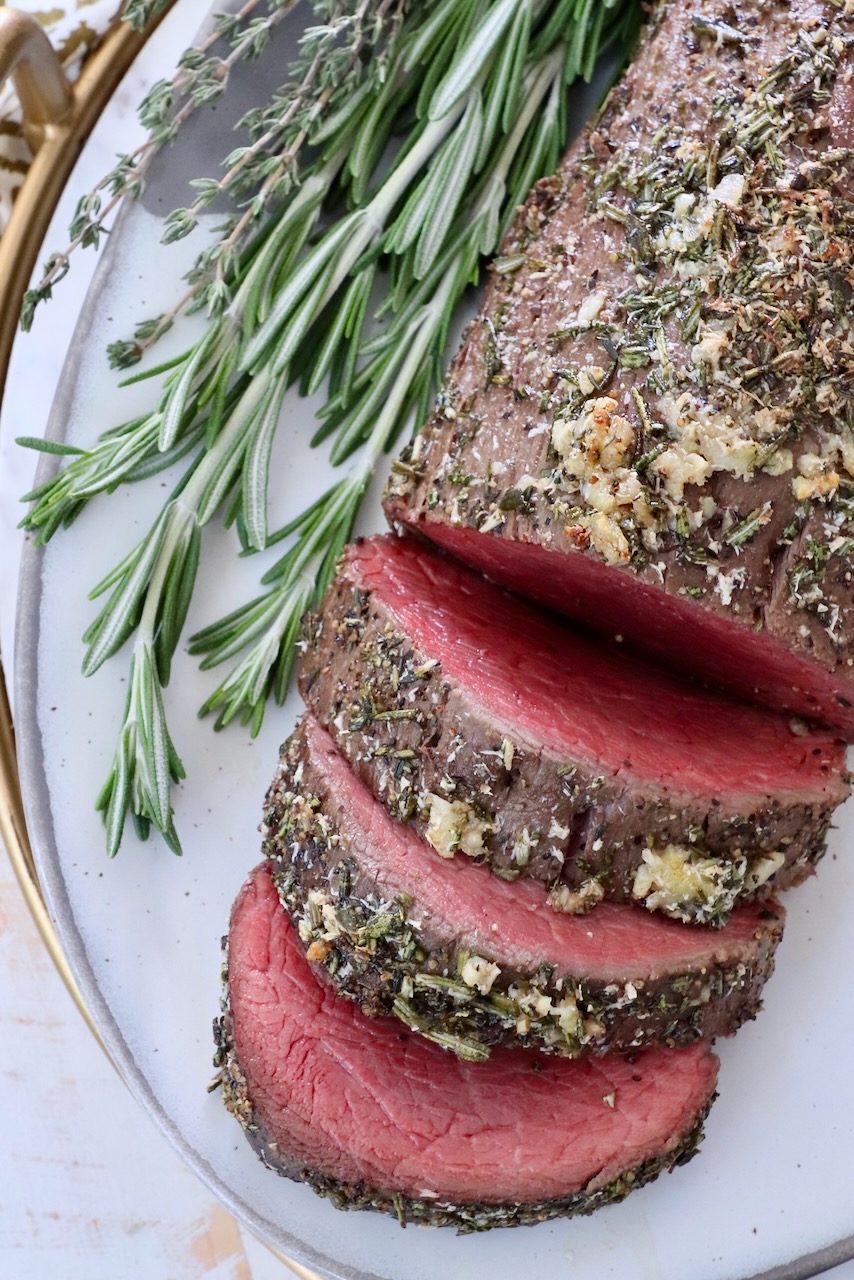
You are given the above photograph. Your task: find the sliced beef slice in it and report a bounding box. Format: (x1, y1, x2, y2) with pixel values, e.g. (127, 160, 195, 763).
(300, 535, 847, 925)
(384, 0, 854, 736)
(216, 862, 719, 1230)
(264, 714, 784, 1060)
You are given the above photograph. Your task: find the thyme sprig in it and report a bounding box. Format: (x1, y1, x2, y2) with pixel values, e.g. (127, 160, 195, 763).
(20, 0, 641, 854)
(21, 0, 397, 338)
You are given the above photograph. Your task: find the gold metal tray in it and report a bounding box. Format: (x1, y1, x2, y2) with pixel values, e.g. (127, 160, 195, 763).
(0, 10, 318, 1277)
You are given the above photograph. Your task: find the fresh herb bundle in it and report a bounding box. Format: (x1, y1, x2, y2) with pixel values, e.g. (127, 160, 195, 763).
(19, 0, 642, 856)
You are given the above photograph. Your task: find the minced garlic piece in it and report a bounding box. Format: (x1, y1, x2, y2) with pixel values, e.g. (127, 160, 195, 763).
(577, 365, 607, 397)
(531, 992, 553, 1018)
(460, 955, 501, 995)
(306, 938, 331, 963)
(552, 396, 635, 480)
(552, 996, 582, 1038)
(478, 508, 505, 533)
(792, 452, 840, 500)
(713, 567, 746, 607)
(423, 793, 494, 858)
(744, 852, 786, 891)
(799, 452, 827, 477)
(753, 406, 790, 438)
(691, 324, 730, 373)
(763, 447, 794, 476)
(633, 846, 728, 917)
(797, 471, 840, 499)
(650, 445, 711, 500)
(614, 470, 644, 505)
(709, 173, 746, 208)
(581, 511, 631, 565)
(307, 887, 328, 924)
(576, 289, 608, 327)
(511, 827, 538, 866)
(548, 879, 605, 914)
(321, 902, 344, 939)
(692, 423, 756, 477)
(581, 474, 618, 515)
(306, 888, 344, 940)
(659, 394, 759, 479)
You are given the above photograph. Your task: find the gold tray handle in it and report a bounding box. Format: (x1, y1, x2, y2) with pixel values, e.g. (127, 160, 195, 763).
(0, 8, 74, 152)
(0, 4, 162, 412)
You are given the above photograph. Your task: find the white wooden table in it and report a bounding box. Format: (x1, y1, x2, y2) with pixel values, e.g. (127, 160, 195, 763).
(0, 848, 296, 1280)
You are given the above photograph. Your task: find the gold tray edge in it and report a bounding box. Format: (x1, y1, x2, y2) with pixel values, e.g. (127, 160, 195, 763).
(0, 3, 166, 1056)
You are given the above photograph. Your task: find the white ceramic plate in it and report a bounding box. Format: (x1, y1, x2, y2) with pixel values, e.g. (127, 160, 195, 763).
(12, 4, 854, 1278)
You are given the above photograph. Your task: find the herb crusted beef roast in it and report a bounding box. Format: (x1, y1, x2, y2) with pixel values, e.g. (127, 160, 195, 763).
(216, 862, 720, 1230)
(216, 0, 854, 1233)
(385, 1, 854, 734)
(265, 715, 785, 1061)
(300, 536, 847, 926)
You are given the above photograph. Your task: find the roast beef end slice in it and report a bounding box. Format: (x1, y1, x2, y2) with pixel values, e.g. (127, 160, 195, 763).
(300, 534, 846, 925)
(215, 863, 719, 1230)
(265, 715, 785, 1060)
(383, 2, 854, 737)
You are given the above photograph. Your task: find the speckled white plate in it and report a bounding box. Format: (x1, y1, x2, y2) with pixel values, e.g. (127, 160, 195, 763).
(11, 4, 854, 1279)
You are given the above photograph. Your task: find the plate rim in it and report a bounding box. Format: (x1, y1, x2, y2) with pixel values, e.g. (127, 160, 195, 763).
(9, 3, 854, 1277)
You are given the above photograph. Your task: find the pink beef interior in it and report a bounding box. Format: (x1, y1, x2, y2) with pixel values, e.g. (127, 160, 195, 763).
(230, 863, 719, 1205)
(303, 715, 779, 983)
(411, 520, 854, 740)
(348, 536, 845, 804)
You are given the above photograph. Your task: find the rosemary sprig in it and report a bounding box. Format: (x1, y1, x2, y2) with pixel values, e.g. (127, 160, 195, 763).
(84, 365, 285, 853)
(193, 10, 638, 731)
(22, 0, 403, 341)
(20, 0, 641, 855)
(21, 161, 336, 540)
(191, 259, 462, 731)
